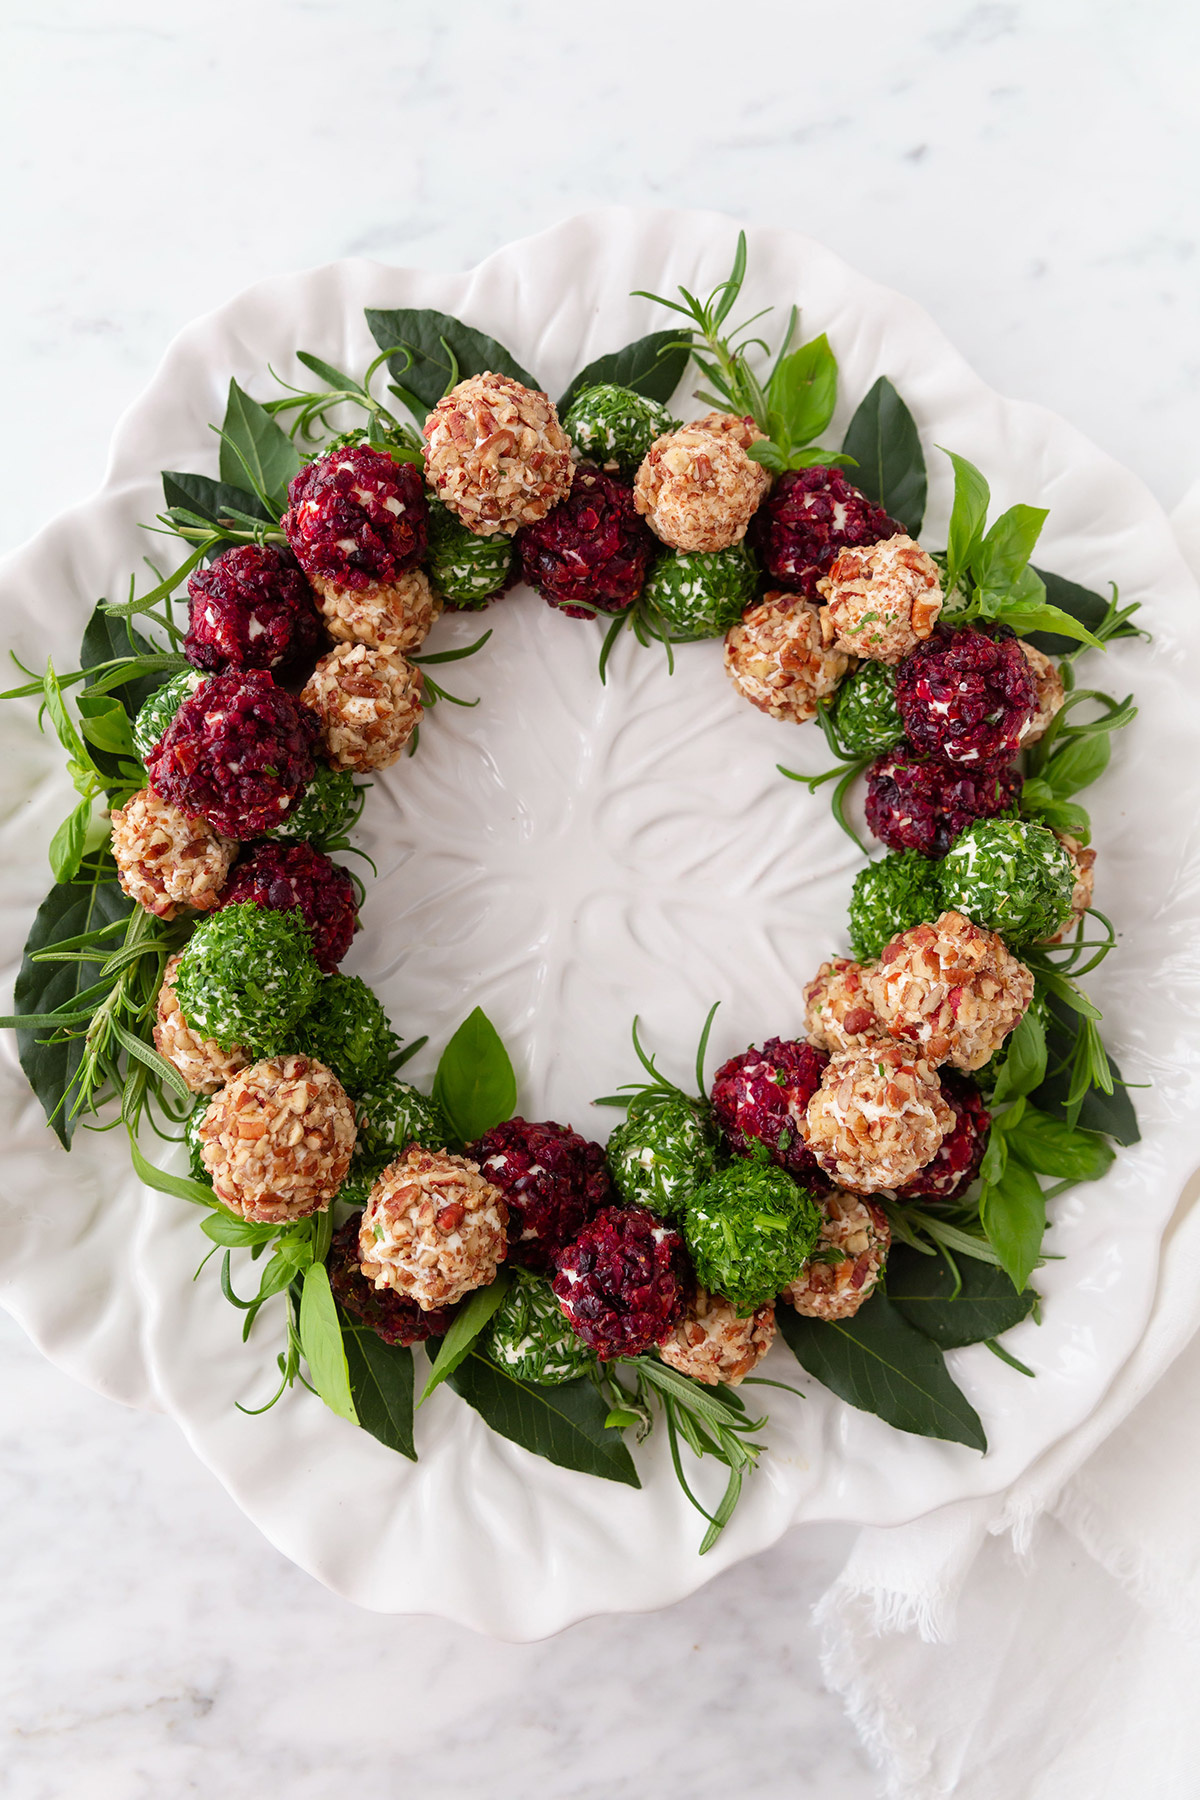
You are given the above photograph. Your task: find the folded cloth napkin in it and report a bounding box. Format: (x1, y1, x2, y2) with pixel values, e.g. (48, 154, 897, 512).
(815, 482, 1200, 1800)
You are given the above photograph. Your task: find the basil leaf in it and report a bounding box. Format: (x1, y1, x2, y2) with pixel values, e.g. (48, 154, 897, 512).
(419, 1268, 512, 1401)
(48, 796, 94, 884)
(1042, 732, 1110, 798)
(339, 1315, 416, 1460)
(366, 307, 539, 419)
(299, 1263, 358, 1426)
(76, 693, 136, 760)
(991, 1005, 1048, 1104)
(980, 1157, 1046, 1292)
(1032, 997, 1140, 1144)
(1025, 568, 1136, 656)
(432, 1006, 517, 1142)
(767, 333, 838, 451)
(217, 379, 302, 513)
(942, 450, 990, 591)
(971, 503, 1047, 595)
(839, 376, 927, 536)
(777, 1294, 986, 1450)
(997, 600, 1101, 650)
(558, 328, 690, 414)
(1007, 1108, 1114, 1182)
(886, 1246, 1036, 1348)
(200, 1210, 278, 1248)
(1019, 783, 1092, 841)
(444, 1351, 640, 1486)
(161, 470, 272, 532)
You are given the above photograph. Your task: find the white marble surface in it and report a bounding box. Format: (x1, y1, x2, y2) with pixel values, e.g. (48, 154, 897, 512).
(2, 2, 1197, 1794)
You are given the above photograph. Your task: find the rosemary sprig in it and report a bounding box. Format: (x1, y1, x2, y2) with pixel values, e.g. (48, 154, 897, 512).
(593, 1004, 720, 1117)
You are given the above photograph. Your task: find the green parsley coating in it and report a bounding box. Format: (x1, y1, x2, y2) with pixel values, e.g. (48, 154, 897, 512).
(357, 1076, 453, 1159)
(641, 543, 758, 639)
(606, 1096, 717, 1219)
(174, 903, 320, 1056)
(938, 818, 1076, 945)
(830, 660, 904, 758)
(295, 972, 396, 1095)
(849, 850, 944, 962)
(132, 670, 206, 763)
(683, 1161, 822, 1314)
(425, 495, 513, 608)
(267, 762, 363, 846)
(484, 1268, 596, 1385)
(562, 383, 679, 480)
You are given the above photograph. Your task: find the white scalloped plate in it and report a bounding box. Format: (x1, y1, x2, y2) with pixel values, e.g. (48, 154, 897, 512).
(3, 209, 1200, 1638)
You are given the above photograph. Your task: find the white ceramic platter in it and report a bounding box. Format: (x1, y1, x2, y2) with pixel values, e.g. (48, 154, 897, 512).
(3, 209, 1200, 1638)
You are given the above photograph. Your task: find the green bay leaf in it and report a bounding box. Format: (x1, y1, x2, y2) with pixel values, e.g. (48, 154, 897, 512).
(558, 328, 690, 414)
(340, 1315, 416, 1460)
(886, 1246, 1036, 1349)
(445, 1351, 640, 1486)
(840, 376, 927, 536)
(365, 307, 538, 418)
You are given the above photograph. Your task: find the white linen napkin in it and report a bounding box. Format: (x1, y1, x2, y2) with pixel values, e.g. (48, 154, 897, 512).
(816, 482, 1200, 1800)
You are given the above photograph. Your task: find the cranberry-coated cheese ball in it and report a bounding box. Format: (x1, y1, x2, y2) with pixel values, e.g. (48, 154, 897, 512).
(316, 565, 441, 657)
(724, 593, 852, 724)
(634, 424, 770, 553)
(423, 372, 574, 536)
(804, 1043, 954, 1194)
(658, 1287, 776, 1387)
(751, 465, 903, 599)
(283, 443, 427, 589)
(184, 544, 325, 678)
(865, 747, 1022, 860)
(300, 642, 422, 771)
(1019, 641, 1067, 745)
(710, 1036, 830, 1189)
(467, 1117, 612, 1272)
(817, 534, 943, 664)
(803, 957, 887, 1054)
(328, 1214, 454, 1346)
(110, 788, 234, 920)
(896, 1070, 991, 1203)
(896, 625, 1038, 768)
(868, 910, 1035, 1072)
(359, 1147, 508, 1311)
(153, 953, 249, 1095)
(552, 1205, 690, 1360)
(782, 1192, 891, 1321)
(517, 465, 654, 618)
(197, 1054, 357, 1224)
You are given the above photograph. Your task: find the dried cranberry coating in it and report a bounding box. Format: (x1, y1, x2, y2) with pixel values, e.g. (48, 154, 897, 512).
(710, 1036, 831, 1190)
(751, 466, 902, 599)
(283, 444, 427, 590)
(328, 1214, 454, 1345)
(145, 669, 321, 840)
(220, 841, 357, 974)
(895, 1071, 991, 1203)
(517, 466, 655, 619)
(865, 746, 1022, 859)
(552, 1205, 690, 1360)
(183, 544, 325, 677)
(896, 624, 1038, 769)
(467, 1117, 613, 1272)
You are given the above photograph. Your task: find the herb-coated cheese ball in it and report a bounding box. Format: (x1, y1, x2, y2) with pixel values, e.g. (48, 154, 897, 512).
(684, 1161, 821, 1314)
(864, 747, 1022, 860)
(1044, 833, 1097, 943)
(484, 1268, 596, 1385)
(153, 954, 249, 1094)
(328, 1212, 455, 1345)
(803, 957, 887, 1054)
(896, 625, 1037, 768)
(817, 534, 943, 664)
(266, 762, 361, 846)
(710, 1036, 830, 1189)
(633, 424, 770, 553)
(184, 1094, 212, 1182)
(132, 670, 206, 763)
(804, 1043, 954, 1194)
(359, 1147, 508, 1311)
(642, 543, 758, 639)
(867, 910, 1035, 1072)
(468, 1118, 613, 1273)
(425, 494, 514, 608)
(1019, 641, 1066, 745)
(356, 1077, 453, 1160)
(110, 787, 235, 920)
(219, 841, 357, 973)
(197, 1053, 356, 1223)
(830, 659, 904, 758)
(315, 565, 441, 656)
(895, 1069, 991, 1203)
(938, 818, 1077, 945)
(295, 972, 395, 1095)
(724, 593, 851, 724)
(562, 383, 679, 480)
(849, 851, 945, 962)
(551, 1204, 690, 1360)
(423, 372, 574, 536)
(184, 544, 325, 678)
(782, 1192, 890, 1320)
(605, 1095, 717, 1220)
(172, 902, 320, 1057)
(300, 642, 422, 771)
(517, 465, 654, 618)
(658, 1286, 776, 1386)
(751, 465, 903, 599)
(283, 443, 428, 588)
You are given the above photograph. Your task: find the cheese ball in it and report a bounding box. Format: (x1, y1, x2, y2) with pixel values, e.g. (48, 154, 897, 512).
(172, 902, 320, 1057)
(804, 957, 887, 1054)
(896, 1070, 991, 1203)
(686, 410, 768, 455)
(642, 543, 758, 639)
(817, 534, 943, 664)
(295, 972, 396, 1095)
(219, 841, 357, 973)
(1045, 834, 1098, 943)
(658, 1287, 776, 1386)
(265, 762, 362, 847)
(132, 670, 206, 763)
(724, 593, 851, 724)
(425, 494, 515, 608)
(710, 1036, 830, 1189)
(356, 1077, 453, 1161)
(328, 1213, 455, 1346)
(283, 443, 427, 588)
(110, 787, 235, 920)
(467, 1118, 612, 1273)
(562, 383, 679, 480)
(1019, 641, 1066, 745)
(684, 1161, 822, 1314)
(896, 625, 1037, 769)
(804, 1043, 954, 1194)
(751, 465, 903, 599)
(484, 1268, 596, 1385)
(829, 659, 904, 758)
(938, 818, 1077, 945)
(865, 747, 1023, 860)
(153, 953, 249, 1095)
(634, 424, 770, 553)
(849, 851, 945, 963)
(197, 1054, 357, 1224)
(867, 910, 1035, 1072)
(423, 372, 574, 536)
(782, 1192, 890, 1321)
(551, 1204, 690, 1359)
(517, 465, 654, 618)
(360, 1147, 508, 1310)
(605, 1095, 717, 1221)
(300, 641, 422, 771)
(184, 544, 325, 678)
(314, 565, 441, 656)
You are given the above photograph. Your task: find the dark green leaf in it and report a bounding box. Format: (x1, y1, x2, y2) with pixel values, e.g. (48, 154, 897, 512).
(79, 603, 166, 722)
(339, 1316, 416, 1459)
(432, 1006, 517, 1142)
(942, 450, 990, 591)
(217, 380, 302, 511)
(980, 1157, 1046, 1292)
(48, 797, 93, 884)
(991, 1005, 1048, 1104)
(839, 376, 927, 536)
(161, 470, 272, 532)
(365, 307, 538, 418)
(299, 1263, 358, 1425)
(558, 329, 690, 414)
(1026, 569, 1135, 656)
(886, 1246, 1036, 1348)
(445, 1351, 640, 1485)
(1032, 998, 1140, 1144)
(419, 1268, 512, 1400)
(777, 1294, 987, 1450)
(1008, 1108, 1115, 1182)
(766, 334, 838, 451)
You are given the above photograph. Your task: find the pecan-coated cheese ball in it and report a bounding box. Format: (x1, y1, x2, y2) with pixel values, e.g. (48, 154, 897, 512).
(658, 1287, 776, 1387)
(197, 1054, 357, 1224)
(315, 565, 441, 656)
(359, 1148, 508, 1311)
(817, 534, 943, 664)
(300, 642, 422, 771)
(868, 910, 1035, 1072)
(1045, 833, 1097, 943)
(634, 424, 770, 553)
(782, 1192, 891, 1321)
(423, 372, 574, 535)
(686, 410, 768, 455)
(1019, 641, 1066, 745)
(153, 953, 249, 1095)
(804, 1043, 954, 1194)
(724, 593, 852, 724)
(110, 788, 235, 920)
(803, 957, 887, 1054)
